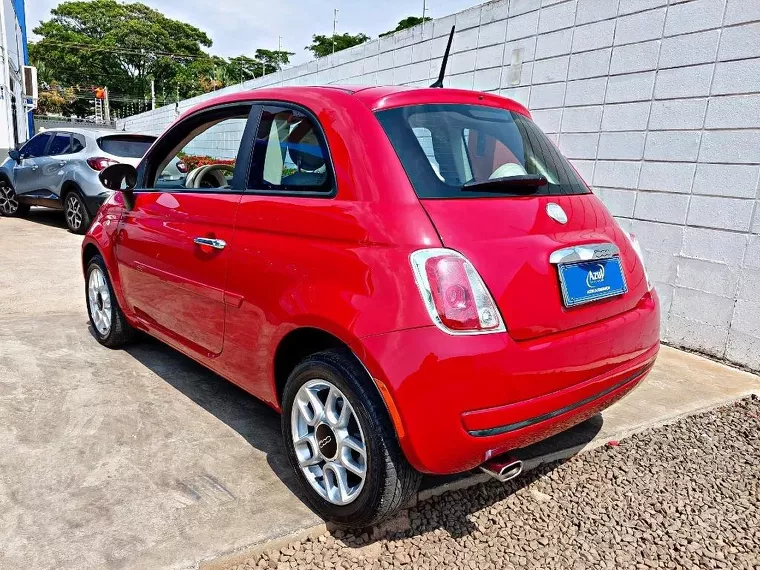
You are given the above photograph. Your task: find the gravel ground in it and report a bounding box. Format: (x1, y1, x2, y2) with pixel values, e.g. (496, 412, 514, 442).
(228, 398, 760, 570)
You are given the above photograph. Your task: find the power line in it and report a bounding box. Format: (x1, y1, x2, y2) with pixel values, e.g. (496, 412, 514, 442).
(33, 40, 208, 60)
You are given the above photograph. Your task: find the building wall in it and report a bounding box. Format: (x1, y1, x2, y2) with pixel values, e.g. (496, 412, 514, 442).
(119, 0, 760, 372)
(0, 0, 30, 156)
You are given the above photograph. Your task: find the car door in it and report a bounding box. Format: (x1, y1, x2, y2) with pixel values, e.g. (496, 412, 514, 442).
(13, 133, 52, 198)
(219, 103, 338, 398)
(114, 103, 257, 357)
(36, 132, 73, 196)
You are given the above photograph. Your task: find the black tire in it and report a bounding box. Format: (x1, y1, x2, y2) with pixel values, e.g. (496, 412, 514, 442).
(281, 348, 421, 528)
(0, 180, 29, 217)
(85, 255, 136, 348)
(64, 190, 91, 234)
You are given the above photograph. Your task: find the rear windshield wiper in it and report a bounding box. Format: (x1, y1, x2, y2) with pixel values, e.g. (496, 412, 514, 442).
(461, 174, 548, 193)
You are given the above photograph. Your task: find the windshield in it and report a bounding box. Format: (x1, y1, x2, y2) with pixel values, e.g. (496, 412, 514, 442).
(376, 104, 590, 198)
(97, 135, 155, 159)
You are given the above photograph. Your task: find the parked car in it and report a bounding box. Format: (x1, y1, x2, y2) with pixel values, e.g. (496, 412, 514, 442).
(82, 85, 660, 527)
(0, 128, 156, 233)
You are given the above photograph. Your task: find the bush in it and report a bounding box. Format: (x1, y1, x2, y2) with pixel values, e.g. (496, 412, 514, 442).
(178, 152, 236, 171)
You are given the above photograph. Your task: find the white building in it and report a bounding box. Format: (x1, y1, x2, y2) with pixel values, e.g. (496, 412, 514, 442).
(0, 0, 31, 157)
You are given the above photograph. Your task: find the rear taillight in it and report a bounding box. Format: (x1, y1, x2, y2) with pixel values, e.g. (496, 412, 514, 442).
(87, 157, 119, 171)
(410, 248, 505, 335)
(176, 160, 188, 173)
(624, 230, 652, 291)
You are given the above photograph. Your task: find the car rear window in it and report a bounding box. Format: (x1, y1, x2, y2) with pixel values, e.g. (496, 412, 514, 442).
(97, 135, 155, 158)
(375, 104, 590, 198)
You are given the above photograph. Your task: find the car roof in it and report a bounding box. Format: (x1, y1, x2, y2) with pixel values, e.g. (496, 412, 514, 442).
(182, 85, 530, 120)
(39, 127, 156, 139)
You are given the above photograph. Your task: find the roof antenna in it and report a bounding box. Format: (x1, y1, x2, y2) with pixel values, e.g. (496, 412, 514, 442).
(430, 26, 455, 88)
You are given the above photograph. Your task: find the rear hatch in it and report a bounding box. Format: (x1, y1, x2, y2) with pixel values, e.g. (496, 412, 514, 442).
(376, 103, 648, 342)
(97, 134, 155, 166)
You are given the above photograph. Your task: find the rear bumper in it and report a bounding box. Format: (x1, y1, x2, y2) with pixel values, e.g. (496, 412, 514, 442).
(352, 291, 660, 475)
(463, 361, 653, 437)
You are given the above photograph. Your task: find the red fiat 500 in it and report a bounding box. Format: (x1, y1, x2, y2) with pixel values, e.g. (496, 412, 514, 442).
(83, 85, 659, 526)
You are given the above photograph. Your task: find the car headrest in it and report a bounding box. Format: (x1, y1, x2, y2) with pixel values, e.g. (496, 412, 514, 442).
(287, 129, 325, 172)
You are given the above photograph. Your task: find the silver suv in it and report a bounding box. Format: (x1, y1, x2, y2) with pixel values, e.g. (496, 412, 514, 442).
(0, 128, 155, 233)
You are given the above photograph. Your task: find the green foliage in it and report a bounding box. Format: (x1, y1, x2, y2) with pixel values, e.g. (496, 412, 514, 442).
(306, 32, 370, 58)
(252, 49, 296, 75)
(35, 81, 76, 115)
(30, 0, 212, 116)
(379, 16, 432, 37)
(29, 0, 295, 117)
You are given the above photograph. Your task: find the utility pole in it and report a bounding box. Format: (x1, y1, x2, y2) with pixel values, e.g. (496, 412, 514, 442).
(333, 9, 338, 56)
(150, 79, 155, 110)
(278, 36, 283, 84)
(422, 0, 427, 20)
(104, 87, 111, 124)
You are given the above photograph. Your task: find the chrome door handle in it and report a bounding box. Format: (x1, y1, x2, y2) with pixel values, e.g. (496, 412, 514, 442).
(58, 161, 67, 167)
(31, 165, 38, 170)
(194, 237, 226, 250)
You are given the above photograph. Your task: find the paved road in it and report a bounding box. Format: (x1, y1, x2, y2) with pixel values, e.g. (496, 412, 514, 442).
(1, 211, 758, 570)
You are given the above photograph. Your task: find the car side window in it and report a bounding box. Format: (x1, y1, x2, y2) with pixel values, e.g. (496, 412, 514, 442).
(48, 133, 73, 156)
(248, 106, 333, 194)
(152, 110, 250, 191)
(71, 135, 86, 153)
(19, 133, 52, 158)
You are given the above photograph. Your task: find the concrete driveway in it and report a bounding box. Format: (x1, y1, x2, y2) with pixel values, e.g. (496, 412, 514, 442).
(1, 210, 759, 570)
(0, 211, 320, 569)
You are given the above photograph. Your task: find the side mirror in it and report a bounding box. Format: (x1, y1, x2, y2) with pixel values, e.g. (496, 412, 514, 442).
(8, 149, 20, 162)
(99, 163, 138, 190)
(99, 163, 138, 209)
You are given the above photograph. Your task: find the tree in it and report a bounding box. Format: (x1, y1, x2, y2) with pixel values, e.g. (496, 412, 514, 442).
(306, 33, 370, 58)
(253, 48, 295, 75)
(379, 16, 432, 37)
(30, 0, 213, 115)
(225, 55, 262, 83)
(35, 82, 76, 115)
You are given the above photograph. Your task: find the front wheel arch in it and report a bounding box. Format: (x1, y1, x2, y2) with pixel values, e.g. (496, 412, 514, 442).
(0, 176, 29, 217)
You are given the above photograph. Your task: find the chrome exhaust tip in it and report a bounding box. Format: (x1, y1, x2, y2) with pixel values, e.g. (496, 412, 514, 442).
(480, 456, 523, 482)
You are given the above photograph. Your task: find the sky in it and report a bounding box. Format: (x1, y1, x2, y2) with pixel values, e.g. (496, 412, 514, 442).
(26, 0, 483, 66)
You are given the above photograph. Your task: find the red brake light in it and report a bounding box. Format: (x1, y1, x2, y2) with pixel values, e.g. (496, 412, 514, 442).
(87, 157, 119, 171)
(176, 160, 188, 173)
(425, 256, 480, 330)
(410, 249, 504, 334)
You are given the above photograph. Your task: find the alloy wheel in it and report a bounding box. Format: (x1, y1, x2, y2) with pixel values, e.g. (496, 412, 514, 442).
(291, 379, 368, 506)
(88, 266, 112, 336)
(0, 184, 19, 215)
(66, 195, 84, 231)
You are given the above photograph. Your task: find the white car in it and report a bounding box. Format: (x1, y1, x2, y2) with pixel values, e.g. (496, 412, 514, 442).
(0, 128, 155, 233)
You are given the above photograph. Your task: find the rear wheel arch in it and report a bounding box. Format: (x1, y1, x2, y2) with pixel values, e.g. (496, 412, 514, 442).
(273, 328, 395, 424)
(61, 182, 91, 234)
(60, 180, 83, 202)
(274, 327, 353, 405)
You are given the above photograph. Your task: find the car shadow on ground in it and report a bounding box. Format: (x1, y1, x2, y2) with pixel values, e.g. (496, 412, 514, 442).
(109, 327, 603, 541)
(19, 207, 68, 230)
(118, 333, 311, 503)
(360, 415, 605, 541)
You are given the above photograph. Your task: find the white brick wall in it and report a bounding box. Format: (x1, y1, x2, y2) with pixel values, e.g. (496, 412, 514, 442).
(119, 0, 760, 372)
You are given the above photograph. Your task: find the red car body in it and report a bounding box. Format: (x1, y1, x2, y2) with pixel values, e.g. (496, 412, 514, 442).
(82, 86, 659, 476)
